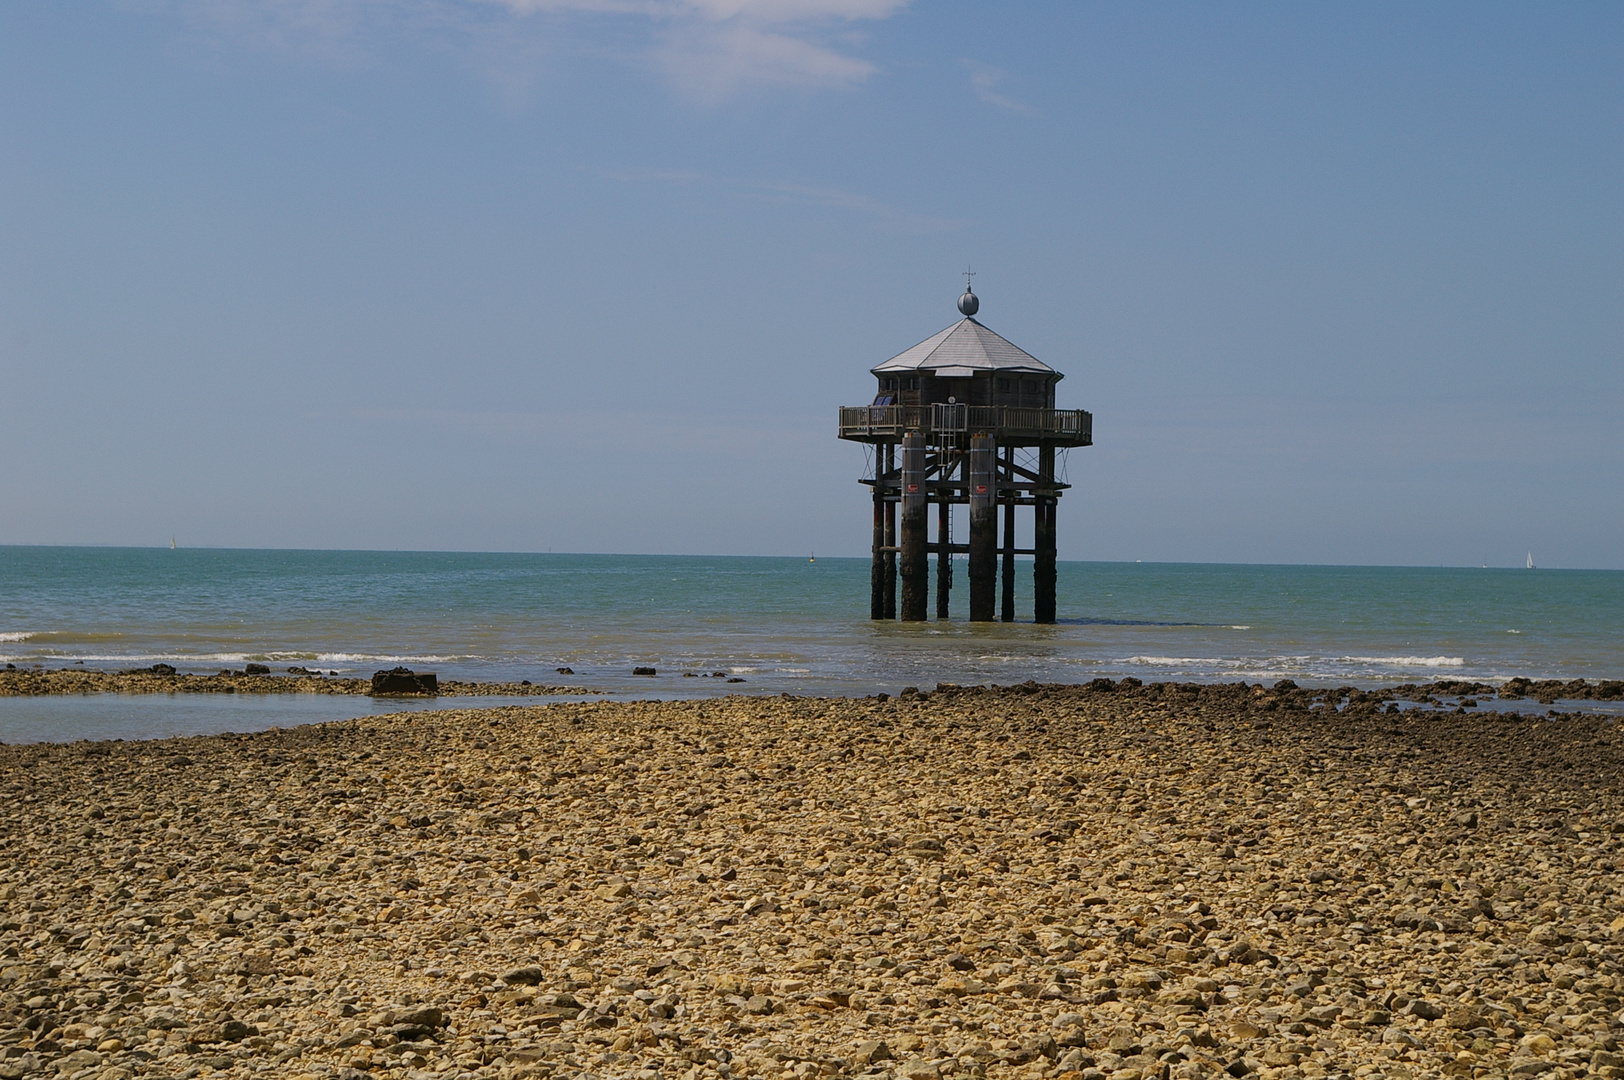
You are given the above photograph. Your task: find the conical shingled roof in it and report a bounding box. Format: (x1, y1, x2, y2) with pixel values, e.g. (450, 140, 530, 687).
(871, 317, 1060, 380)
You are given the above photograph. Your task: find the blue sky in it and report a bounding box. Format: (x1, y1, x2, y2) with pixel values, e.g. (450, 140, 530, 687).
(2, 2, 1620, 566)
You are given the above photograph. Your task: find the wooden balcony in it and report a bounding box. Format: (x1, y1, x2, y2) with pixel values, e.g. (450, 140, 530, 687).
(838, 404, 1092, 447)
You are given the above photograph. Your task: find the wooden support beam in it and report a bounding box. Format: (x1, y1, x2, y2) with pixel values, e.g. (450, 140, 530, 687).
(1001, 447, 1017, 623)
(883, 544, 1038, 555)
(870, 486, 885, 620)
(1035, 446, 1057, 624)
(936, 488, 952, 619)
(899, 431, 928, 621)
(864, 480, 1066, 495)
(968, 435, 997, 622)
(883, 443, 896, 619)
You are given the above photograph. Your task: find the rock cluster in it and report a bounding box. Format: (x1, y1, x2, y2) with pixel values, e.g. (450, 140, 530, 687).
(2, 680, 1623, 1080)
(371, 671, 441, 697)
(0, 669, 582, 698)
(1492, 680, 1624, 704)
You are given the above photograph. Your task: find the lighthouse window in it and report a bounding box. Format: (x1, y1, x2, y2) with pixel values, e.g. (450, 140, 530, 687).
(1022, 379, 1039, 394)
(996, 378, 1012, 393)
(881, 377, 897, 391)
(902, 376, 919, 391)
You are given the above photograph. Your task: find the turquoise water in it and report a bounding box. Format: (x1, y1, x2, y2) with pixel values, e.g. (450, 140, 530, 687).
(1, 546, 1621, 741)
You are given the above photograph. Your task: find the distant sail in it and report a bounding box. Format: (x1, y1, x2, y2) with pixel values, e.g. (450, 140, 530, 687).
(1527, 552, 1535, 569)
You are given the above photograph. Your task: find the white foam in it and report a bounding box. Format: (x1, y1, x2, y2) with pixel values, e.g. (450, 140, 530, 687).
(0, 651, 456, 666)
(0, 632, 33, 643)
(1120, 656, 1235, 667)
(0, 650, 491, 674)
(1228, 625, 1252, 630)
(1340, 655, 1465, 668)
(1, 652, 253, 664)
(313, 653, 466, 665)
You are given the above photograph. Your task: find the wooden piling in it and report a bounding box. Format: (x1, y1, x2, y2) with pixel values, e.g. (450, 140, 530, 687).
(883, 501, 897, 619)
(936, 494, 952, 619)
(883, 444, 897, 619)
(1001, 448, 1016, 622)
(968, 435, 997, 621)
(870, 486, 886, 620)
(1035, 445, 1057, 624)
(899, 431, 928, 621)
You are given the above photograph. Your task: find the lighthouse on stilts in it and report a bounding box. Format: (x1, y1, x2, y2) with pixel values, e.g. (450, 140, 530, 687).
(837, 282, 1092, 623)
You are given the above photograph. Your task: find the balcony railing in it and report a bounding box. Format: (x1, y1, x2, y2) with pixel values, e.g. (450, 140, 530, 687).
(838, 405, 1092, 445)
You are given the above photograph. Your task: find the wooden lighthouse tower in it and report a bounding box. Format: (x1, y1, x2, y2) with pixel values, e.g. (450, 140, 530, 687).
(838, 285, 1092, 623)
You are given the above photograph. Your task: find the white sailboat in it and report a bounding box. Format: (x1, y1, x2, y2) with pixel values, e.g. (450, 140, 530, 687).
(1526, 551, 1535, 569)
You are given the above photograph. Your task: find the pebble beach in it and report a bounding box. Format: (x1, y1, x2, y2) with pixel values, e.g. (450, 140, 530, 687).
(4, 680, 1624, 1080)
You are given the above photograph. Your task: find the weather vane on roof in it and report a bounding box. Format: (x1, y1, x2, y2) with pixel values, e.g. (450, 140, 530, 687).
(958, 266, 979, 316)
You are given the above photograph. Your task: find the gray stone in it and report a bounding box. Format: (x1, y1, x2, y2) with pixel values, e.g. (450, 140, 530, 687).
(1406, 999, 1444, 1021)
(503, 966, 546, 985)
(370, 667, 438, 695)
(392, 1007, 444, 1028)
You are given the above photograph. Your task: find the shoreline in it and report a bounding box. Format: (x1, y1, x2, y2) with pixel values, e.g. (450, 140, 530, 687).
(3, 682, 1623, 1080)
(1, 668, 1621, 707)
(0, 668, 594, 699)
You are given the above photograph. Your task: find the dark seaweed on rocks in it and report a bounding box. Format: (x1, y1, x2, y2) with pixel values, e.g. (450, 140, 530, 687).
(0, 668, 589, 698)
(1497, 677, 1624, 703)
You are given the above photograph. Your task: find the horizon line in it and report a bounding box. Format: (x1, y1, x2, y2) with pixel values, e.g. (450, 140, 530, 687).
(0, 543, 1614, 573)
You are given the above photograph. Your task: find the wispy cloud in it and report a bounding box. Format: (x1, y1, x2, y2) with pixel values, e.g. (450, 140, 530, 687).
(491, 1, 902, 18)
(499, 0, 911, 99)
(654, 22, 875, 101)
(603, 167, 967, 233)
(138, 0, 908, 99)
(962, 58, 1030, 113)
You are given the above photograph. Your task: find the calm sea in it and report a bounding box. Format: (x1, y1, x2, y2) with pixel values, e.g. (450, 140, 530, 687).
(2, 546, 1620, 742)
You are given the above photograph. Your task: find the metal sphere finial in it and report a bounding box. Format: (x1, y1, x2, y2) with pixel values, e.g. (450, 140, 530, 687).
(958, 265, 979, 316)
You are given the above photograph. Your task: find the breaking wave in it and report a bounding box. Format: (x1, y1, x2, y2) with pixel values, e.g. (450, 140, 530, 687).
(1121, 656, 1235, 667)
(305, 653, 467, 665)
(1341, 655, 1465, 668)
(0, 651, 474, 667)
